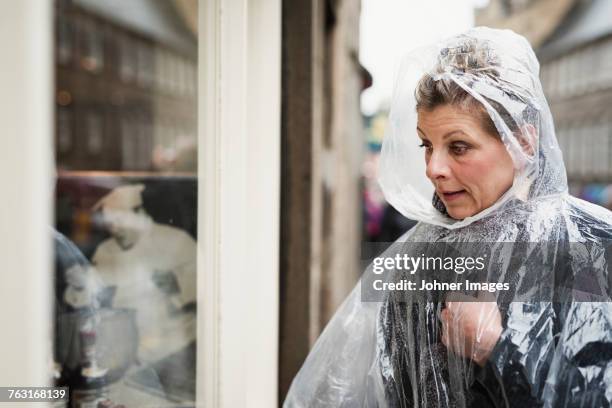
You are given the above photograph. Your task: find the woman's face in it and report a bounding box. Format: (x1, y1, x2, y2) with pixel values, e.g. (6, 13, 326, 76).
(417, 104, 515, 220)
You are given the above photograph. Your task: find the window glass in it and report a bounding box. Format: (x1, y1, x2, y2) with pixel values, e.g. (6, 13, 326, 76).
(52, 1, 198, 406)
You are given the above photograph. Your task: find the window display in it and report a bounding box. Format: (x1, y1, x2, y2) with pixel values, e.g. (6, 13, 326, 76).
(52, 1, 198, 406)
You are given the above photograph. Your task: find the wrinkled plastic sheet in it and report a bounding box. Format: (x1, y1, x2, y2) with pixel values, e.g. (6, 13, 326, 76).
(284, 27, 612, 407)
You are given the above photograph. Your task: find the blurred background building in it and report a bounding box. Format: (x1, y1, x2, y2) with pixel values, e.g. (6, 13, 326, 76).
(55, 0, 197, 173)
(358, 0, 477, 245)
(477, 0, 612, 208)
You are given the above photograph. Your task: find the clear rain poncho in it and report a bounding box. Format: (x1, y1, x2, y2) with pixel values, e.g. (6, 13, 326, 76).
(284, 27, 612, 407)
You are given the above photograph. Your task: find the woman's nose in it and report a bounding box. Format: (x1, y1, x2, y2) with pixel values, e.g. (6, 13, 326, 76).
(426, 151, 451, 180)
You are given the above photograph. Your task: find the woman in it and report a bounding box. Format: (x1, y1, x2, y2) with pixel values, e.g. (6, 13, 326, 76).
(284, 27, 612, 407)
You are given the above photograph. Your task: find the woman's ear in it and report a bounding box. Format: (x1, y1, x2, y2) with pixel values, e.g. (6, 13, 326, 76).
(518, 124, 537, 157)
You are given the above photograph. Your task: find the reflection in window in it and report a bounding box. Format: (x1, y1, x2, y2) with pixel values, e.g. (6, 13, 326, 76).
(120, 114, 138, 170)
(53, 1, 198, 406)
(85, 111, 103, 155)
(79, 19, 104, 73)
(57, 17, 73, 65)
(58, 107, 73, 154)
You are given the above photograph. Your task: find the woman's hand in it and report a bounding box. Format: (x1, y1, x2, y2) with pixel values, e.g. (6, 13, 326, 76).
(440, 293, 502, 367)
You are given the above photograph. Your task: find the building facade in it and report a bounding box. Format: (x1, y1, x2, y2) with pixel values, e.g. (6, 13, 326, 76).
(55, 0, 197, 173)
(279, 0, 368, 402)
(477, 0, 612, 207)
(537, 0, 612, 185)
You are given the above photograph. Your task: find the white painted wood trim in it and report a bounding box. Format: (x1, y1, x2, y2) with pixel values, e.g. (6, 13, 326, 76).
(0, 0, 53, 388)
(198, 0, 221, 405)
(245, 0, 281, 405)
(198, 0, 281, 406)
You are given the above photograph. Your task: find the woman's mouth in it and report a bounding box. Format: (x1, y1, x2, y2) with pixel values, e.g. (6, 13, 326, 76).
(440, 190, 466, 202)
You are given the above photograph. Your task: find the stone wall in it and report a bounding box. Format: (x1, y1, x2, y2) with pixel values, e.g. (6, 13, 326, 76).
(279, 0, 364, 402)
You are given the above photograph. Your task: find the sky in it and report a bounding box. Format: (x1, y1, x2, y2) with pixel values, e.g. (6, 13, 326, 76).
(360, 0, 490, 115)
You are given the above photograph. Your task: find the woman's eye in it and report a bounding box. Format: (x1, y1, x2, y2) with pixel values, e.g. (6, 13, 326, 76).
(450, 144, 469, 155)
(418, 143, 432, 151)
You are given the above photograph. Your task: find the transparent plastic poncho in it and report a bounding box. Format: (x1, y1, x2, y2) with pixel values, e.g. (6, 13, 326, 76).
(284, 27, 612, 407)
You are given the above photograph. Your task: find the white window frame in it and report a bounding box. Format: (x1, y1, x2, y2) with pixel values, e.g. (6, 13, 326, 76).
(0, 0, 53, 386)
(0, 1, 281, 405)
(199, 1, 281, 407)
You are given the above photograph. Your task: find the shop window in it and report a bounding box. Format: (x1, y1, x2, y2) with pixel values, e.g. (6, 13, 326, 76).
(53, 1, 198, 406)
(57, 14, 74, 66)
(58, 106, 73, 154)
(85, 110, 104, 155)
(79, 19, 104, 73)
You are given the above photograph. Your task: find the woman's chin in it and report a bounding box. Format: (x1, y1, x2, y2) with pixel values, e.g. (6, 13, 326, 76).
(446, 206, 477, 220)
